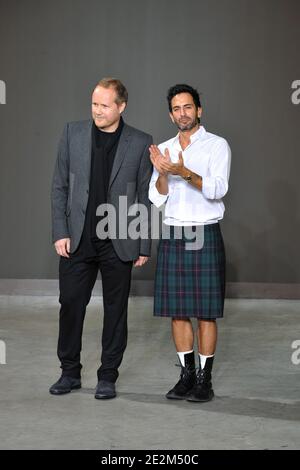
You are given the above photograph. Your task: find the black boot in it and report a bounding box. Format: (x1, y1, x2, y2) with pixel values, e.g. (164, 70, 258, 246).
(166, 352, 196, 400)
(187, 356, 214, 402)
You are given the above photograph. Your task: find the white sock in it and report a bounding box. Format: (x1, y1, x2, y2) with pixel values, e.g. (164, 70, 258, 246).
(199, 353, 214, 369)
(177, 350, 193, 367)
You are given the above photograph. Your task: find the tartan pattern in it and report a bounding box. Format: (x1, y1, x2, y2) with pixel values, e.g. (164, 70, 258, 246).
(154, 223, 226, 319)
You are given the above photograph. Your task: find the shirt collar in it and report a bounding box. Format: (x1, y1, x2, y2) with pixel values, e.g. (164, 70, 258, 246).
(173, 125, 206, 146)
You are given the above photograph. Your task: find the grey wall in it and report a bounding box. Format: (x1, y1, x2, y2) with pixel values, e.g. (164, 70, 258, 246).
(0, 0, 299, 284)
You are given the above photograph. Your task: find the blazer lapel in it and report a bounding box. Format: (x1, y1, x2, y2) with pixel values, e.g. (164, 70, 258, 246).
(108, 124, 131, 190)
(80, 120, 93, 186)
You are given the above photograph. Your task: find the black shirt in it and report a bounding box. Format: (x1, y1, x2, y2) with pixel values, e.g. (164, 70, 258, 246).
(81, 117, 124, 255)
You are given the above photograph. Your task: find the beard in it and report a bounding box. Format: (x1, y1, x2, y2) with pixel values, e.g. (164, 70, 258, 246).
(175, 116, 199, 131)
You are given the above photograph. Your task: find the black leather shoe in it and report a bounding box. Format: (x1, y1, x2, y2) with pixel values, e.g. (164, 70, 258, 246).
(49, 376, 81, 395)
(95, 380, 116, 399)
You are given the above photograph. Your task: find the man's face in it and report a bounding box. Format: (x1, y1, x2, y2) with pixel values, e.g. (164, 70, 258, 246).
(169, 92, 202, 131)
(92, 86, 126, 131)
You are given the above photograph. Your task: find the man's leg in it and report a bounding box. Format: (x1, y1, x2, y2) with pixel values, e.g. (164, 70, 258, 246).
(57, 253, 98, 378)
(97, 242, 132, 384)
(187, 319, 217, 402)
(172, 318, 194, 351)
(166, 319, 196, 399)
(197, 319, 217, 355)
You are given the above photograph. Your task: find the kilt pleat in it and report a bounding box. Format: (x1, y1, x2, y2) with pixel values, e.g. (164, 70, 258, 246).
(154, 223, 226, 319)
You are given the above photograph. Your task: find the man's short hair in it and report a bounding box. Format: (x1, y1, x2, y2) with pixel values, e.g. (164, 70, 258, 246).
(94, 77, 128, 105)
(167, 84, 201, 112)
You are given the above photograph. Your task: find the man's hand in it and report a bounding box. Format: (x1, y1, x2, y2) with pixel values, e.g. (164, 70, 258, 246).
(149, 145, 171, 176)
(133, 256, 149, 267)
(54, 238, 71, 258)
(159, 150, 185, 176)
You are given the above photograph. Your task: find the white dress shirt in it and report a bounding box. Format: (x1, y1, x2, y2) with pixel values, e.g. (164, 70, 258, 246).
(148, 126, 231, 226)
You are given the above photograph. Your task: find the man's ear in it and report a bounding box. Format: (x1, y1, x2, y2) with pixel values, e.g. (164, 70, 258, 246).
(119, 102, 127, 114)
(169, 112, 175, 124)
(197, 107, 202, 119)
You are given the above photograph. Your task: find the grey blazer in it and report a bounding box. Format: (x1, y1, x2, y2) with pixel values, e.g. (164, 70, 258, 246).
(51, 119, 153, 261)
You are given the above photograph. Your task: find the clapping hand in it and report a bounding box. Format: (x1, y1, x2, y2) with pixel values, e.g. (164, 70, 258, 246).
(149, 145, 171, 176)
(149, 144, 185, 176)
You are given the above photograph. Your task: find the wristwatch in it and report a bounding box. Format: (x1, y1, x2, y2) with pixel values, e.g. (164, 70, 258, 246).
(182, 173, 192, 182)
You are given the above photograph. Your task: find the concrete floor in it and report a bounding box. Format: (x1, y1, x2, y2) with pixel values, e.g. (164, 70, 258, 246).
(0, 295, 299, 450)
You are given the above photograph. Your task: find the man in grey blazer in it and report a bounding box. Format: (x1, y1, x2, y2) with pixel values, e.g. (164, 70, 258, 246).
(50, 78, 152, 399)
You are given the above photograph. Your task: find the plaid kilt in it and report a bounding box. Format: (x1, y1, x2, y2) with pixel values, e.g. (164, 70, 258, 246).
(154, 223, 226, 319)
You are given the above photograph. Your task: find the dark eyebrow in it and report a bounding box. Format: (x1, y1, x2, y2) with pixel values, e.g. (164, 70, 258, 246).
(172, 103, 193, 109)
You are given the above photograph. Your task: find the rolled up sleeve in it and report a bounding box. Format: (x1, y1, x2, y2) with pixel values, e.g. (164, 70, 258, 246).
(148, 167, 169, 207)
(202, 138, 231, 200)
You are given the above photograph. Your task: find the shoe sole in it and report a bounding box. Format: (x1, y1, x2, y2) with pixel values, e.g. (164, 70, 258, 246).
(49, 384, 81, 395)
(186, 391, 214, 402)
(94, 394, 116, 400)
(166, 394, 186, 400)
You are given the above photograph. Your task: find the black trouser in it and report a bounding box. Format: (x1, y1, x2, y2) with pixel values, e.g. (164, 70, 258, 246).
(57, 239, 133, 383)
